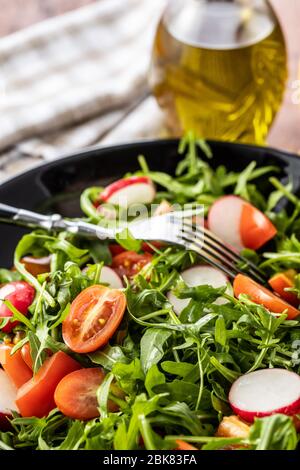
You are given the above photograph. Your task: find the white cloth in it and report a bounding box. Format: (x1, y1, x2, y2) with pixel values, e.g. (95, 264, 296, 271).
(0, 0, 166, 179)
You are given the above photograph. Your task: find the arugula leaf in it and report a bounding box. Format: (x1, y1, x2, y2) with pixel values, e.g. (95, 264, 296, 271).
(145, 365, 166, 397)
(249, 414, 298, 450)
(115, 228, 142, 252)
(140, 328, 173, 373)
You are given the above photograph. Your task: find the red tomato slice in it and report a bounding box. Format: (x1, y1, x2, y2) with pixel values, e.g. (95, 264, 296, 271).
(21, 256, 51, 277)
(20, 343, 52, 371)
(62, 285, 127, 354)
(0, 281, 35, 333)
(16, 351, 81, 418)
(109, 244, 126, 257)
(54, 368, 118, 420)
(0, 343, 32, 388)
(175, 439, 198, 450)
(233, 274, 300, 320)
(240, 203, 277, 250)
(112, 251, 152, 279)
(21, 343, 33, 370)
(269, 270, 298, 307)
(109, 243, 161, 257)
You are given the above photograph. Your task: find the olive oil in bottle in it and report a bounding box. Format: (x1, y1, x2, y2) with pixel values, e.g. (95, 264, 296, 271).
(149, 0, 287, 144)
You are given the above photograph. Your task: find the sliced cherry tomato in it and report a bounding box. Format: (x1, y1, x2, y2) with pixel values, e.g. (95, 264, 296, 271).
(54, 368, 118, 420)
(62, 285, 127, 354)
(268, 270, 298, 307)
(0, 281, 35, 333)
(110, 243, 161, 257)
(109, 244, 126, 257)
(20, 343, 52, 371)
(16, 351, 81, 418)
(233, 274, 300, 320)
(21, 343, 33, 370)
(112, 251, 152, 279)
(21, 256, 51, 277)
(240, 203, 277, 250)
(0, 343, 32, 388)
(175, 439, 198, 450)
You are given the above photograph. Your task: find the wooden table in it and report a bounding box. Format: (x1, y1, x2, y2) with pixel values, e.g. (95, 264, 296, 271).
(0, 0, 299, 153)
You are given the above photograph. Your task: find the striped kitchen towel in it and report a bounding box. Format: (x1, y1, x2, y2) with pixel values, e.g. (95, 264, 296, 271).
(0, 0, 166, 179)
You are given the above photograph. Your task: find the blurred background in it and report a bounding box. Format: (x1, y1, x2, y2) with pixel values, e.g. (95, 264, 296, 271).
(0, 0, 299, 181)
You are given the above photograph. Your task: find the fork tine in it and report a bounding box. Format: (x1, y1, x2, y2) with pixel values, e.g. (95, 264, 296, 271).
(179, 235, 237, 279)
(180, 229, 246, 279)
(182, 220, 268, 283)
(180, 228, 266, 283)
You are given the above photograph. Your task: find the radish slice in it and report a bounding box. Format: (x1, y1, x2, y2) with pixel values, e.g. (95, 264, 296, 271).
(229, 369, 300, 423)
(168, 265, 229, 315)
(100, 176, 155, 208)
(0, 370, 18, 430)
(100, 266, 123, 289)
(208, 195, 277, 251)
(208, 196, 244, 250)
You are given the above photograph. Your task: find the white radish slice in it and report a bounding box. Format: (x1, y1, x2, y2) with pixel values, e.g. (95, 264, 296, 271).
(100, 266, 123, 289)
(208, 195, 244, 251)
(229, 369, 300, 423)
(0, 370, 18, 430)
(100, 176, 155, 208)
(168, 265, 229, 315)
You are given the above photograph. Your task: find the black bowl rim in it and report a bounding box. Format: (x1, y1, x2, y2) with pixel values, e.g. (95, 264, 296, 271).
(0, 138, 299, 190)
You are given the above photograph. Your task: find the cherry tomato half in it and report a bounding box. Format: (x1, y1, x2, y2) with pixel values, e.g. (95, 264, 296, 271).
(54, 368, 118, 420)
(62, 285, 127, 354)
(112, 251, 152, 279)
(268, 270, 299, 307)
(109, 244, 126, 257)
(16, 351, 81, 418)
(109, 243, 161, 259)
(233, 274, 300, 320)
(0, 281, 35, 333)
(0, 343, 32, 388)
(21, 343, 33, 370)
(20, 342, 52, 371)
(240, 203, 277, 250)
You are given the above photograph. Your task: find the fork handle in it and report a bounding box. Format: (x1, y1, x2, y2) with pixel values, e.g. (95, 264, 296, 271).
(0, 202, 115, 240)
(0, 203, 53, 229)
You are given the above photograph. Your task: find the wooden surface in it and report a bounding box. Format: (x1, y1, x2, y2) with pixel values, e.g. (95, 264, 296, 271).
(0, 0, 299, 153)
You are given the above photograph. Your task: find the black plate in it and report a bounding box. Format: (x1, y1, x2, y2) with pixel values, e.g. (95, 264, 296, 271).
(0, 139, 300, 267)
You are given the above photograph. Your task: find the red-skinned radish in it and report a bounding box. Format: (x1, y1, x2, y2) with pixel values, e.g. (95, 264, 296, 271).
(208, 195, 277, 251)
(100, 176, 155, 208)
(0, 369, 18, 430)
(100, 266, 123, 289)
(168, 265, 229, 315)
(0, 281, 35, 333)
(229, 369, 300, 423)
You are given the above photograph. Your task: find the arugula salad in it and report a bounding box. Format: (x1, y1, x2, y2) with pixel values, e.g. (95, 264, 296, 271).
(0, 134, 300, 451)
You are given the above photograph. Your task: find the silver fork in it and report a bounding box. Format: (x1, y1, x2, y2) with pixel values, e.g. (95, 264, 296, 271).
(0, 203, 267, 284)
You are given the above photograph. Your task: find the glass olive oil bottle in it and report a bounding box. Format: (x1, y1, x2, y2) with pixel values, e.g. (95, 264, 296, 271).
(149, 0, 287, 144)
